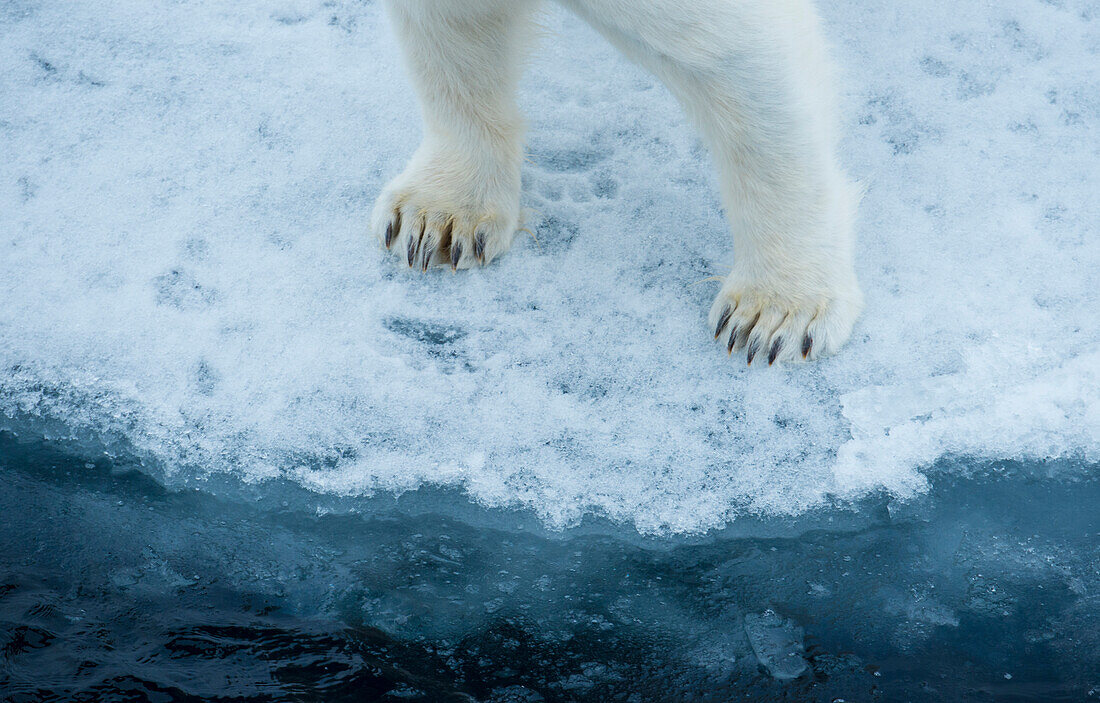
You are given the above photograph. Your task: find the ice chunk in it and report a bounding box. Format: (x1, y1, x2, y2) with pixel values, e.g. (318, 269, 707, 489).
(743, 610, 808, 680)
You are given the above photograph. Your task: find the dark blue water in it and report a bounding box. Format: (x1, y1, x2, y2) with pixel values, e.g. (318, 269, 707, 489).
(1, 427, 1098, 702)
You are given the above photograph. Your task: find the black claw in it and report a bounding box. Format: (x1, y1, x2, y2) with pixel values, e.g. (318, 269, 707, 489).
(726, 324, 739, 354)
(737, 313, 759, 349)
(450, 242, 463, 271)
(406, 235, 416, 267)
(714, 305, 732, 340)
(421, 242, 432, 272)
(387, 211, 402, 249)
(768, 337, 783, 366)
(473, 232, 486, 263)
(801, 334, 813, 359)
(746, 338, 760, 365)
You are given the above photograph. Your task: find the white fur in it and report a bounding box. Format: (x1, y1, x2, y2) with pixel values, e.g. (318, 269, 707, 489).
(372, 0, 863, 363)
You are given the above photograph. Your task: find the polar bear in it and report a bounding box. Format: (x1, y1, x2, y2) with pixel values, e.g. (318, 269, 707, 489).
(371, 0, 863, 364)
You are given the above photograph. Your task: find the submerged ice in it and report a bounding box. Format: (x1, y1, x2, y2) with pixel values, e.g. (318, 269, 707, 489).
(1, 0, 1099, 533)
(743, 612, 808, 681)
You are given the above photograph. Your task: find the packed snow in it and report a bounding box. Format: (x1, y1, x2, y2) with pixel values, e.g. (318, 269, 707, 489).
(1, 0, 1097, 533)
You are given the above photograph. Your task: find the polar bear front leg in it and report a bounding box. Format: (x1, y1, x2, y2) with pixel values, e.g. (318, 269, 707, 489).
(558, 0, 864, 362)
(373, 0, 541, 270)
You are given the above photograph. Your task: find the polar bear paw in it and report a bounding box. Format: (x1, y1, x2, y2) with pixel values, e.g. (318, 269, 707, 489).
(371, 158, 521, 272)
(709, 272, 863, 365)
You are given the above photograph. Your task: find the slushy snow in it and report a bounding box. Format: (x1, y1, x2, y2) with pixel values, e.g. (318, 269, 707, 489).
(1, 0, 1097, 533)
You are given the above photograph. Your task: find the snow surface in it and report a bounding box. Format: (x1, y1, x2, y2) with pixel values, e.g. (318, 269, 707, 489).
(1, 0, 1097, 533)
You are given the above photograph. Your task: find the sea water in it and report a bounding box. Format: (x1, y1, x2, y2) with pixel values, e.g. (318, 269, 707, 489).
(2, 431, 1098, 700)
(1, 0, 1098, 699)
